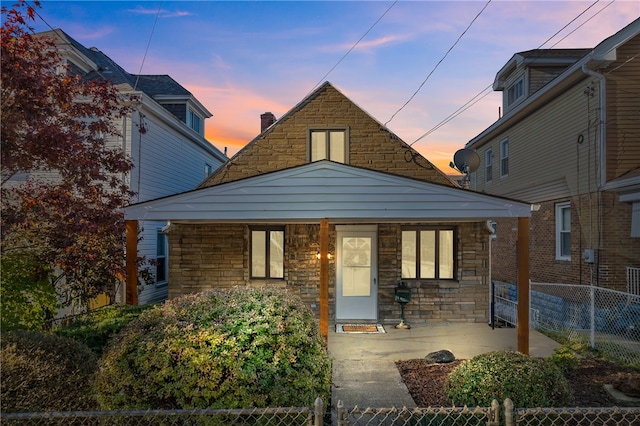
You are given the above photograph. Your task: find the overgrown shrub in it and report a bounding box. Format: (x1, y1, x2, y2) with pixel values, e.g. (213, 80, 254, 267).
(95, 288, 332, 410)
(54, 303, 153, 354)
(444, 351, 573, 407)
(1, 330, 98, 412)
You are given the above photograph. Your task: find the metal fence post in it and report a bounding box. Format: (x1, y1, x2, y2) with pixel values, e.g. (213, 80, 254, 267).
(337, 400, 349, 426)
(314, 397, 323, 426)
(487, 399, 500, 426)
(504, 398, 514, 426)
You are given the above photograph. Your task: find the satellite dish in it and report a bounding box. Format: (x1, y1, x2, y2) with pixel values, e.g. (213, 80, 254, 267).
(452, 149, 480, 174)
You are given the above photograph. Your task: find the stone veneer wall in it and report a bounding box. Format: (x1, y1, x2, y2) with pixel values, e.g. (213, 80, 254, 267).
(168, 221, 491, 323)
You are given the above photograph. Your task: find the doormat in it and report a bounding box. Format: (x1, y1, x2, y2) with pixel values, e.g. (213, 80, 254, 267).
(335, 324, 386, 334)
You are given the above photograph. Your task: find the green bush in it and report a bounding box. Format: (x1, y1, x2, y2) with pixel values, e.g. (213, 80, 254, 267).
(54, 303, 153, 354)
(0, 251, 58, 332)
(444, 351, 573, 407)
(547, 345, 579, 374)
(0, 330, 98, 412)
(95, 288, 332, 410)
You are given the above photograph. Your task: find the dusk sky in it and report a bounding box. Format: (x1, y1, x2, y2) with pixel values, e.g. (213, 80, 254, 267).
(27, 1, 639, 172)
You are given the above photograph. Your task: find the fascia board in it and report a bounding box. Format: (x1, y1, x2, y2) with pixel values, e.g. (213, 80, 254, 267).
(124, 162, 531, 221)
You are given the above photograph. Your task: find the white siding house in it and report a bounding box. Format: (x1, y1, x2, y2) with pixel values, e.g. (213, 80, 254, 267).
(42, 29, 227, 304)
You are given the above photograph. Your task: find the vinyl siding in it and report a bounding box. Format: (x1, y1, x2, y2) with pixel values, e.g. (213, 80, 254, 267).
(476, 79, 600, 203)
(605, 34, 640, 182)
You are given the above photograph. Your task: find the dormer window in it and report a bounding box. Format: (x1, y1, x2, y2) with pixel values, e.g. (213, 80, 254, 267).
(507, 78, 524, 107)
(309, 129, 348, 163)
(188, 109, 202, 134)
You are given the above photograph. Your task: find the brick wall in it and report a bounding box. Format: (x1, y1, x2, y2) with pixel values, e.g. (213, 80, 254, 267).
(169, 221, 491, 323)
(490, 192, 639, 292)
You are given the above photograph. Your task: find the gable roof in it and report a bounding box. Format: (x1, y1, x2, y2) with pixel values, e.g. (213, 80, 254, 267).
(201, 81, 455, 188)
(125, 160, 530, 223)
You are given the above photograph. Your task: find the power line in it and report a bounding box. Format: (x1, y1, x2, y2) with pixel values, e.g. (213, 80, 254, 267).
(385, 0, 492, 127)
(308, 0, 398, 95)
(410, 0, 613, 146)
(133, 1, 163, 91)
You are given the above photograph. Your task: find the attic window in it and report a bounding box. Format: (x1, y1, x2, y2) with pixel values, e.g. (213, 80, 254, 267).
(309, 129, 348, 163)
(507, 78, 524, 106)
(188, 109, 202, 134)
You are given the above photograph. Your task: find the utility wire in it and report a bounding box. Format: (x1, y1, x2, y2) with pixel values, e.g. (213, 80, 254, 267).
(385, 0, 492, 127)
(133, 1, 163, 91)
(308, 0, 398, 95)
(410, 0, 612, 146)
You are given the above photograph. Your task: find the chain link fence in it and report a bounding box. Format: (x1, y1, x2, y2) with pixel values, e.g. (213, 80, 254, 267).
(492, 281, 640, 366)
(3, 399, 639, 426)
(0, 404, 323, 426)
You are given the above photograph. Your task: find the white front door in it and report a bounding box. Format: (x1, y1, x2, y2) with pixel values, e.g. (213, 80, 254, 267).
(335, 225, 378, 320)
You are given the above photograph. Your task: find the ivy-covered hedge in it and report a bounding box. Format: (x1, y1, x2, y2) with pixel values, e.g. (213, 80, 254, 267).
(1, 330, 98, 412)
(444, 350, 573, 407)
(95, 288, 332, 409)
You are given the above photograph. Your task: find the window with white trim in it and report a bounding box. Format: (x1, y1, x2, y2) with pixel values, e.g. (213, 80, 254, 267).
(401, 227, 455, 280)
(204, 163, 213, 178)
(556, 202, 571, 260)
(251, 227, 284, 279)
(309, 129, 347, 163)
(485, 148, 493, 183)
(500, 139, 509, 177)
(156, 231, 167, 283)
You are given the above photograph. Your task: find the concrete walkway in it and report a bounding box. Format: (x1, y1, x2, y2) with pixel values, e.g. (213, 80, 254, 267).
(328, 322, 561, 410)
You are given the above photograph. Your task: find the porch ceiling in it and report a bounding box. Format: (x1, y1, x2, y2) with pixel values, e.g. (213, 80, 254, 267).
(124, 161, 531, 222)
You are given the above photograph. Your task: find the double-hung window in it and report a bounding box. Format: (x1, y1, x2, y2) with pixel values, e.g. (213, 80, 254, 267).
(500, 139, 509, 177)
(188, 109, 201, 134)
(555, 202, 571, 260)
(402, 228, 455, 280)
(156, 231, 167, 283)
(507, 78, 524, 106)
(310, 129, 347, 163)
(251, 227, 284, 279)
(485, 148, 493, 183)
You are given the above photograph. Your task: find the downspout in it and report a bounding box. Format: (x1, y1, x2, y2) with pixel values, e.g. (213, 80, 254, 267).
(581, 64, 606, 289)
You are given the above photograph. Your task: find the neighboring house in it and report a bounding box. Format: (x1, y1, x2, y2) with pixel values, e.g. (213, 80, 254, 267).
(38, 29, 227, 304)
(124, 82, 532, 332)
(465, 19, 640, 293)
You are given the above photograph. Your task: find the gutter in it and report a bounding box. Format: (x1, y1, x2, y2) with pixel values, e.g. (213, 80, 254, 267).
(581, 63, 606, 189)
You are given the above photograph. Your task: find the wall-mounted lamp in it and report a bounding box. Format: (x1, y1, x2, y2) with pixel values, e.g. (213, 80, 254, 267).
(316, 252, 332, 260)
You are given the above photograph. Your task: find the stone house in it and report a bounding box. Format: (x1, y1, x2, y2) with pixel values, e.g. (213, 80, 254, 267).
(124, 82, 531, 337)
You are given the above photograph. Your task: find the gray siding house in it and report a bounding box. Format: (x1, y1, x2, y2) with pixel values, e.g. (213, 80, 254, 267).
(465, 18, 640, 293)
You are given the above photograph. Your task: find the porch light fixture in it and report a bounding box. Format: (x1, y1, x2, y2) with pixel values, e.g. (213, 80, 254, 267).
(316, 252, 332, 260)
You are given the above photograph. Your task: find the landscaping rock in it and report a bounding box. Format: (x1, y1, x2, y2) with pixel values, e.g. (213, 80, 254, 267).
(425, 349, 455, 364)
(613, 374, 640, 397)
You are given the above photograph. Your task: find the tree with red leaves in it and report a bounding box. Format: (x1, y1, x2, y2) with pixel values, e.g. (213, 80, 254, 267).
(1, 1, 135, 329)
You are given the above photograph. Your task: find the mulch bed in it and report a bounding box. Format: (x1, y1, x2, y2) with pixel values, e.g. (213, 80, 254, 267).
(396, 357, 640, 407)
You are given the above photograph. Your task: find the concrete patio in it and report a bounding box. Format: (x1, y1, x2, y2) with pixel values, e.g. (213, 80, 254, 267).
(328, 322, 561, 409)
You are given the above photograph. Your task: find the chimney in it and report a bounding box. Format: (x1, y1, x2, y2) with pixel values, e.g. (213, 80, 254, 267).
(260, 112, 276, 132)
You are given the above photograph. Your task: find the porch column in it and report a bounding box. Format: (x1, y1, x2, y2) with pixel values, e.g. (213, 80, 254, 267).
(125, 220, 139, 306)
(517, 216, 530, 355)
(319, 218, 329, 342)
